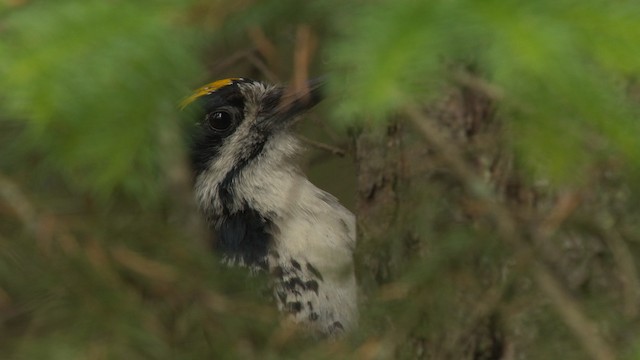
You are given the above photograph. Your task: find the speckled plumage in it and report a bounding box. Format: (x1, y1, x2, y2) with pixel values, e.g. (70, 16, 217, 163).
(186, 79, 357, 336)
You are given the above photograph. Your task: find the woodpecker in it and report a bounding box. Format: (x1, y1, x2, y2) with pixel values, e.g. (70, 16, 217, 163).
(182, 78, 357, 336)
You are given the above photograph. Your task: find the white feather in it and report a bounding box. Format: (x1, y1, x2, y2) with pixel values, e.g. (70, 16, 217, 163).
(194, 81, 358, 335)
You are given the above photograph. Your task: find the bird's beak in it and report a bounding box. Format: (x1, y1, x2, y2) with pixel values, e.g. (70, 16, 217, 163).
(274, 77, 325, 121)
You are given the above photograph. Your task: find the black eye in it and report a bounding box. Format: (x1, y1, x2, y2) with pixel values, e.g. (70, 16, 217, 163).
(207, 111, 233, 132)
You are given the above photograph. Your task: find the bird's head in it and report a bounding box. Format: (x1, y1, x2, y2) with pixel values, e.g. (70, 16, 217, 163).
(182, 78, 324, 213)
(183, 78, 323, 175)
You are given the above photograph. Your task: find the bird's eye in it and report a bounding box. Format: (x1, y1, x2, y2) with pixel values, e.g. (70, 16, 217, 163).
(207, 111, 233, 132)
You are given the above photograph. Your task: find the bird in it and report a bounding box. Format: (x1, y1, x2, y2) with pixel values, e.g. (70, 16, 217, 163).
(182, 77, 358, 337)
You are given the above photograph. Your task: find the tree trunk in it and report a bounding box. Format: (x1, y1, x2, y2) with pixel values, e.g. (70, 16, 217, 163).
(354, 84, 507, 359)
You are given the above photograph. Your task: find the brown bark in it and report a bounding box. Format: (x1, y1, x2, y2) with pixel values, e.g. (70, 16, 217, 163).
(353, 76, 625, 359)
(354, 85, 506, 359)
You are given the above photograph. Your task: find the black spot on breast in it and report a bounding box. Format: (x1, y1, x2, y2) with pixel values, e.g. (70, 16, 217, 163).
(305, 280, 319, 294)
(309, 312, 319, 321)
(291, 259, 301, 270)
(284, 277, 306, 293)
(306, 263, 324, 282)
(216, 208, 273, 269)
(285, 301, 302, 313)
(329, 321, 344, 332)
(307, 301, 314, 311)
(272, 265, 284, 277)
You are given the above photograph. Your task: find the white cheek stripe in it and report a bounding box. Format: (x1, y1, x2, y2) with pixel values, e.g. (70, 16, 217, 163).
(194, 82, 280, 214)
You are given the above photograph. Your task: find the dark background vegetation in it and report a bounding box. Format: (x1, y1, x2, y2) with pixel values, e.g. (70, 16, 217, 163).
(2, 1, 640, 359)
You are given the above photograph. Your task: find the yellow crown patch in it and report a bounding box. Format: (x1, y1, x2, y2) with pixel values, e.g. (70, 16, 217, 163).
(180, 78, 243, 109)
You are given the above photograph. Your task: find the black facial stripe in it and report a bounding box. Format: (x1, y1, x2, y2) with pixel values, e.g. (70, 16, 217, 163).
(191, 134, 224, 175)
(216, 87, 275, 212)
(189, 86, 246, 176)
(218, 137, 267, 213)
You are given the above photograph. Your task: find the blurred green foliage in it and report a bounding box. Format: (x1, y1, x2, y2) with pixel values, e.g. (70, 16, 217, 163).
(0, 0, 202, 198)
(329, 0, 640, 184)
(1, 0, 640, 359)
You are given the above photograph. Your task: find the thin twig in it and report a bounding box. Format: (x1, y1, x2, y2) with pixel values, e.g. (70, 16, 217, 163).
(298, 135, 346, 157)
(538, 191, 581, 238)
(284, 24, 316, 102)
(453, 70, 504, 101)
(247, 53, 280, 83)
(605, 230, 640, 318)
(0, 173, 39, 234)
(404, 104, 616, 360)
(0, 173, 71, 254)
(111, 246, 177, 283)
(278, 24, 318, 119)
(212, 47, 257, 73)
(293, 24, 315, 92)
(532, 262, 616, 360)
(248, 26, 279, 74)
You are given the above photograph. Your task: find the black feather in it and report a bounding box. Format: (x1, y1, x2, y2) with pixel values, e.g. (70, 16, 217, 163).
(189, 84, 246, 175)
(216, 208, 273, 269)
(217, 140, 266, 213)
